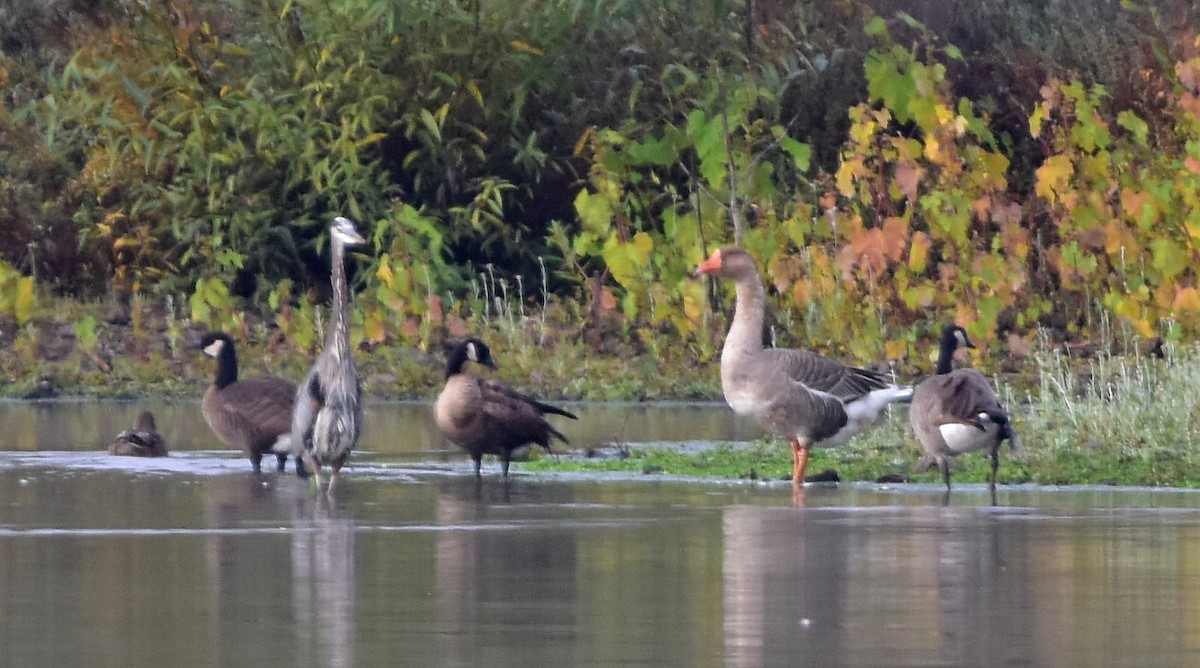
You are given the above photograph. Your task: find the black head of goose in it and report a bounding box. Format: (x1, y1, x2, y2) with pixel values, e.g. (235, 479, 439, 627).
(433, 337, 578, 478)
(909, 323, 1017, 495)
(108, 410, 168, 457)
(197, 331, 300, 473)
(695, 246, 913, 485)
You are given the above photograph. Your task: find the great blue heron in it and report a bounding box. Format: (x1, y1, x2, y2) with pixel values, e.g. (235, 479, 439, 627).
(198, 331, 300, 472)
(108, 410, 168, 457)
(434, 337, 577, 478)
(290, 216, 366, 496)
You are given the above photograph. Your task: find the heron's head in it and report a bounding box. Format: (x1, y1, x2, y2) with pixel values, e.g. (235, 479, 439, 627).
(331, 216, 367, 247)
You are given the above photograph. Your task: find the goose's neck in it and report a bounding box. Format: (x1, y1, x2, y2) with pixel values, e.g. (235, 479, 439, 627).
(935, 337, 956, 375)
(444, 347, 468, 379)
(725, 273, 766, 357)
(328, 239, 351, 359)
(213, 346, 238, 388)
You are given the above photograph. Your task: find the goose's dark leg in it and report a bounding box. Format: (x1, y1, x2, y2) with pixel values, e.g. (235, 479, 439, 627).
(989, 445, 1000, 490)
(275, 452, 288, 472)
(472, 453, 483, 478)
(939, 456, 952, 492)
(501, 453, 512, 479)
(250, 451, 264, 472)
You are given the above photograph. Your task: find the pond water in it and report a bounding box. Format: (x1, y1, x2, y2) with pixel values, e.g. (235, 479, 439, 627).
(2, 401, 1200, 667)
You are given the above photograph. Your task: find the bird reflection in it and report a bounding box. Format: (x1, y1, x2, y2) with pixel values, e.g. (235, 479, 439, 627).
(291, 501, 356, 668)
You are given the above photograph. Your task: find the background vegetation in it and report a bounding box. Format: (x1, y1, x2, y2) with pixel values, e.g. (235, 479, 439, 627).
(1, 0, 1200, 401)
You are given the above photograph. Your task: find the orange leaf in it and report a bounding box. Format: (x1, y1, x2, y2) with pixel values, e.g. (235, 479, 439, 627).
(894, 162, 923, 201)
(1174, 287, 1200, 313)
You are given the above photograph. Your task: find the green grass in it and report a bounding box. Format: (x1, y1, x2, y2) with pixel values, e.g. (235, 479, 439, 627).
(526, 341, 1200, 488)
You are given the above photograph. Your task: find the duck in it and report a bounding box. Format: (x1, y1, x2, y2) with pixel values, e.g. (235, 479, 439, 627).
(198, 331, 301, 473)
(434, 337, 577, 478)
(108, 410, 168, 457)
(289, 216, 366, 496)
(909, 323, 1017, 495)
(694, 246, 912, 485)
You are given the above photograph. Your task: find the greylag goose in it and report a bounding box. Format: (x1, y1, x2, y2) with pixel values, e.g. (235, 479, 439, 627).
(290, 216, 366, 497)
(108, 410, 168, 457)
(198, 331, 300, 472)
(910, 324, 1017, 494)
(434, 337, 577, 478)
(695, 246, 912, 484)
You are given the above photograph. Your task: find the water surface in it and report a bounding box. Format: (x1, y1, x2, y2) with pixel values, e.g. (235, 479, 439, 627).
(1, 401, 1198, 667)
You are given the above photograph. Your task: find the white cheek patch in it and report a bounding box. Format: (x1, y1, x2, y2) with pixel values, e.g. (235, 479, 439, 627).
(203, 340, 224, 357)
(466, 341, 478, 362)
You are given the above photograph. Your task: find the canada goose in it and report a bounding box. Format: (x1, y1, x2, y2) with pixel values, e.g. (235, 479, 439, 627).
(108, 410, 168, 457)
(198, 331, 300, 472)
(434, 338, 577, 478)
(910, 324, 1017, 494)
(290, 216, 366, 496)
(695, 247, 912, 485)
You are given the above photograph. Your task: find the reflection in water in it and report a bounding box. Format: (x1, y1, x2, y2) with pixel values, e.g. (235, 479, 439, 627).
(9, 437, 1200, 667)
(291, 502, 356, 668)
(432, 480, 580, 666)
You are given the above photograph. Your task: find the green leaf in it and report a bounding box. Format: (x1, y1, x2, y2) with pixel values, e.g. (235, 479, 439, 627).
(864, 16, 888, 38)
(1151, 239, 1187, 279)
(779, 137, 811, 171)
(419, 108, 441, 142)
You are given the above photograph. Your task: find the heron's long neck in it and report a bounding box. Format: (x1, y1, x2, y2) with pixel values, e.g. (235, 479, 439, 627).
(329, 240, 351, 359)
(724, 274, 766, 357)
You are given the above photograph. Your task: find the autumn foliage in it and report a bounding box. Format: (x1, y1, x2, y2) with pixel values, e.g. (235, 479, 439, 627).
(1, 1, 1199, 371)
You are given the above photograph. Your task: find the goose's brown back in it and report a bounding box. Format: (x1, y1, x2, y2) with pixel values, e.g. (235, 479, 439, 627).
(202, 374, 296, 455)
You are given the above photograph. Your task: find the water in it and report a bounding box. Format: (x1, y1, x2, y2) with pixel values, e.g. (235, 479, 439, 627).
(2, 401, 1200, 667)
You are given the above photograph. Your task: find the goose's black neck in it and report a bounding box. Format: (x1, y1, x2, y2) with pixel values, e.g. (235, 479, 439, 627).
(935, 331, 958, 375)
(445, 345, 470, 379)
(213, 342, 238, 388)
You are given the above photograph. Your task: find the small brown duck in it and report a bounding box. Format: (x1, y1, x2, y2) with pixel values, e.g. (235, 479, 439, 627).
(433, 338, 577, 478)
(108, 411, 169, 457)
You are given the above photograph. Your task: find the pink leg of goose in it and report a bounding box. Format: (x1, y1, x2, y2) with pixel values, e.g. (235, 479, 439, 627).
(791, 437, 812, 484)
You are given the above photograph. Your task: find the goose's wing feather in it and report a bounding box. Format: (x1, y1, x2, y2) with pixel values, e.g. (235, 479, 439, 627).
(765, 348, 890, 401)
(482, 378, 577, 419)
(915, 369, 1005, 427)
(480, 380, 568, 446)
(215, 375, 296, 440)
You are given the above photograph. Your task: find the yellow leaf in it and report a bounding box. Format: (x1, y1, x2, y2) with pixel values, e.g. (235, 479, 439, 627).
(510, 40, 544, 56)
(15, 276, 35, 326)
(363, 312, 387, 345)
(573, 126, 595, 157)
(909, 231, 931, 272)
(1035, 154, 1074, 202)
(466, 80, 485, 109)
(357, 132, 387, 147)
(376, 253, 394, 288)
